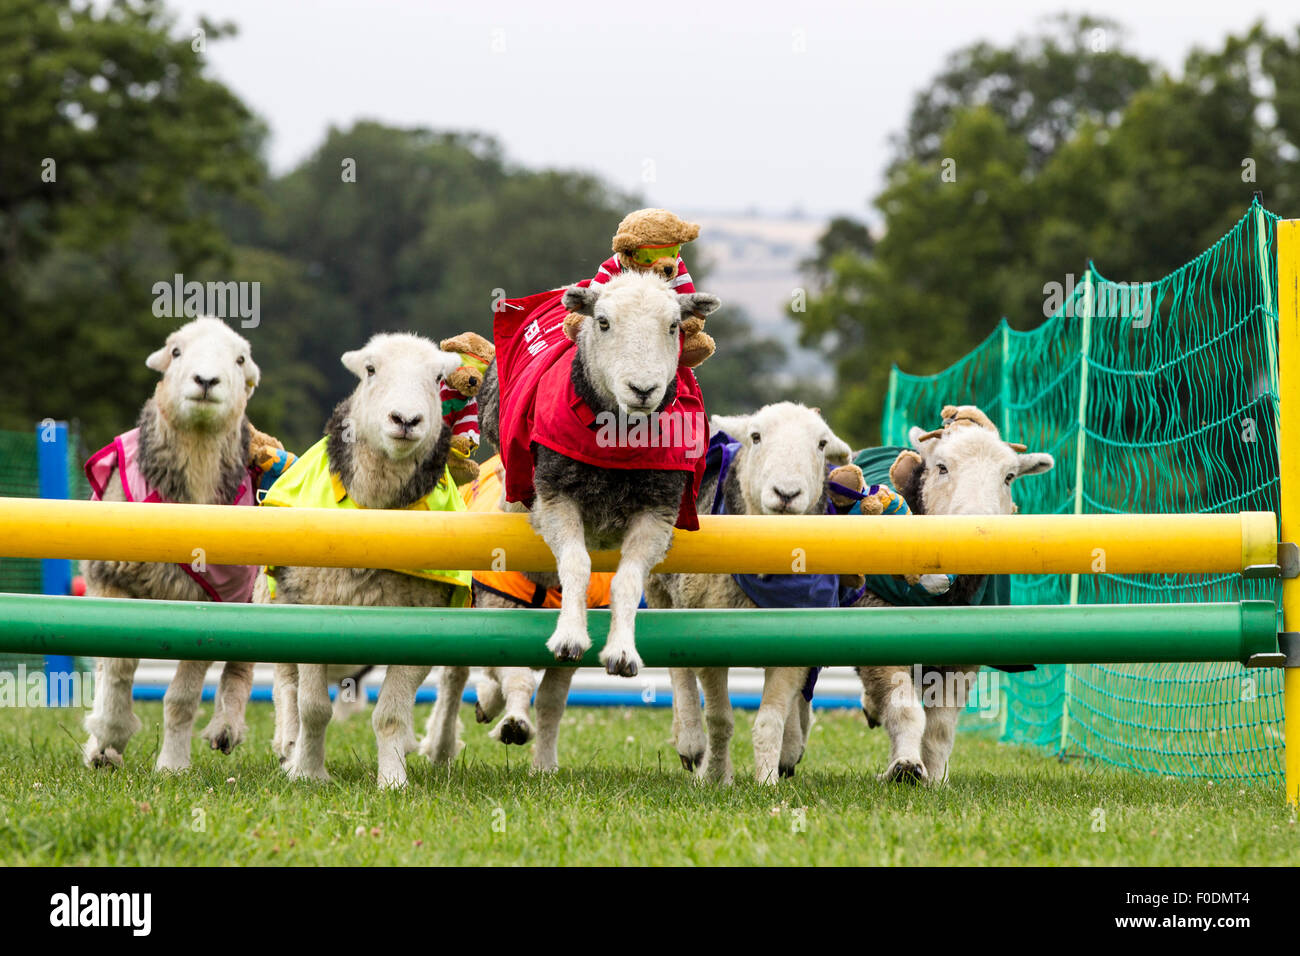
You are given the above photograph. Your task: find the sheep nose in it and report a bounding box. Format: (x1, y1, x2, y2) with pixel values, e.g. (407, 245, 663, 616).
(389, 412, 423, 429)
(193, 374, 220, 390)
(627, 383, 656, 403)
(773, 487, 801, 505)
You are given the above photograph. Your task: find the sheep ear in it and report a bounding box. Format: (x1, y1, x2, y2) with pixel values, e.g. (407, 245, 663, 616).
(243, 354, 261, 395)
(825, 433, 852, 466)
(709, 414, 747, 441)
(341, 349, 370, 379)
(145, 346, 170, 373)
(562, 284, 600, 317)
(1016, 452, 1055, 477)
(433, 350, 462, 381)
(679, 293, 721, 319)
(907, 426, 929, 452)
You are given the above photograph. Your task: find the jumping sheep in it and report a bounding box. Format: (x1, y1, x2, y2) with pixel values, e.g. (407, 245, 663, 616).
(82, 317, 264, 772)
(854, 406, 1054, 784)
(261, 333, 468, 788)
(648, 402, 851, 785)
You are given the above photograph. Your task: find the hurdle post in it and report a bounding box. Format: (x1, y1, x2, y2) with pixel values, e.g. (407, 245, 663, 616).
(1278, 219, 1300, 806)
(35, 419, 74, 707)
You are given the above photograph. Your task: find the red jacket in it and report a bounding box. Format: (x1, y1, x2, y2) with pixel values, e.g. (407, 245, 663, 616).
(494, 288, 707, 530)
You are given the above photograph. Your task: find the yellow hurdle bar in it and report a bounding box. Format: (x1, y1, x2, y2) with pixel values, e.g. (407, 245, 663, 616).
(1278, 218, 1300, 806)
(0, 497, 1277, 575)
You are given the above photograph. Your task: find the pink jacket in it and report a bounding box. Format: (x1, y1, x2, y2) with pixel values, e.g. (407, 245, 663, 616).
(85, 428, 259, 603)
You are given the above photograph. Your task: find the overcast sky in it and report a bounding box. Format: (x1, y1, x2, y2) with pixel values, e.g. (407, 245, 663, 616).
(166, 0, 1296, 219)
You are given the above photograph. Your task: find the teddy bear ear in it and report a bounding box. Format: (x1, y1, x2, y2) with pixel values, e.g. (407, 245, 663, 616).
(889, 450, 924, 495)
(562, 313, 585, 342)
(440, 331, 495, 362)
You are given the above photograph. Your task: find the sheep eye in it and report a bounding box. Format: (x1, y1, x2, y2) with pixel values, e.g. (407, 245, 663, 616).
(597, 316, 610, 332)
(670, 321, 680, 335)
(937, 464, 948, 475)
(365, 363, 376, 377)
(750, 432, 761, 444)
(237, 355, 245, 365)
(171, 347, 181, 359)
(818, 438, 828, 451)
(1005, 473, 1015, 485)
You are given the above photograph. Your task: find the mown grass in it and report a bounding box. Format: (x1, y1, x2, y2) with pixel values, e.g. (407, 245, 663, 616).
(0, 700, 1294, 865)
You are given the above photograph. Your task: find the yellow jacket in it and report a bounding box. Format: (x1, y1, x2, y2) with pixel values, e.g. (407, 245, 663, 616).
(261, 437, 471, 605)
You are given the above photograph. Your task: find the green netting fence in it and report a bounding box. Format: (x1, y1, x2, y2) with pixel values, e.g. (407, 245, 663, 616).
(883, 200, 1284, 783)
(0, 426, 94, 675)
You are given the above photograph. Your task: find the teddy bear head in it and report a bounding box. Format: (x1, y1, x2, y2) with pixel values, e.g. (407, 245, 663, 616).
(611, 208, 701, 281)
(438, 332, 495, 399)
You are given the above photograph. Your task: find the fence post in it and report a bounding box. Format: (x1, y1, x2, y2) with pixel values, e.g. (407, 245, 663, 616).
(36, 419, 74, 707)
(883, 364, 899, 446)
(1278, 220, 1300, 805)
(1061, 270, 1093, 753)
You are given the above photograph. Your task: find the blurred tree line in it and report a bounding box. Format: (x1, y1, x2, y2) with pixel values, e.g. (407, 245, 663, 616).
(794, 14, 1300, 446)
(0, 0, 787, 455)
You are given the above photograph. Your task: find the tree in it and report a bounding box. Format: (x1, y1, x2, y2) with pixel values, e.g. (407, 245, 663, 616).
(0, 0, 263, 446)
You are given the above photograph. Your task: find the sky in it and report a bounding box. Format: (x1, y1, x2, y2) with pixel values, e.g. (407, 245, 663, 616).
(166, 0, 1296, 219)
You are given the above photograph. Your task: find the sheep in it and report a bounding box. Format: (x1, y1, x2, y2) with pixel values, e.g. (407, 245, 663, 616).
(82, 317, 263, 772)
(493, 271, 720, 680)
(261, 333, 466, 788)
(647, 403, 851, 785)
(853, 406, 1054, 785)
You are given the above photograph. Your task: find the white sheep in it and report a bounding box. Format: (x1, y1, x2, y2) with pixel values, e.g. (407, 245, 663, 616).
(853, 406, 1054, 784)
(261, 333, 466, 788)
(648, 403, 851, 785)
(82, 317, 263, 771)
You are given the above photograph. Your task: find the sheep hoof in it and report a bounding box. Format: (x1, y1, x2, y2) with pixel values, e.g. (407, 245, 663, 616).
(600, 648, 642, 678)
(207, 729, 236, 754)
(552, 644, 586, 663)
(489, 715, 534, 746)
(85, 745, 124, 770)
(778, 763, 797, 778)
(474, 702, 491, 724)
(679, 751, 703, 772)
(880, 759, 928, 785)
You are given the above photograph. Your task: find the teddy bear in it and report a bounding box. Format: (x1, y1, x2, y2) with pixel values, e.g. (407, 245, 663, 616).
(438, 331, 496, 485)
(562, 207, 716, 368)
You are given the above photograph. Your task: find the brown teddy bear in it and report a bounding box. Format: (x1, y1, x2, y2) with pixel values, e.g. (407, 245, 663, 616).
(563, 208, 716, 368)
(438, 331, 496, 485)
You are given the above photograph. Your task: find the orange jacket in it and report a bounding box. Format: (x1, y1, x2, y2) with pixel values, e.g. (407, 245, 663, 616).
(463, 456, 613, 609)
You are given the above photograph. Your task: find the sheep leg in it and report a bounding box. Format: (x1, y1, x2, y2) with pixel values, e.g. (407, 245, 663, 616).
(778, 683, 813, 777)
(531, 667, 576, 773)
(669, 667, 705, 771)
(200, 661, 253, 754)
(861, 665, 928, 784)
(533, 497, 593, 663)
(488, 667, 536, 746)
(83, 655, 143, 769)
(920, 668, 977, 785)
(332, 667, 369, 722)
(420, 665, 468, 765)
(695, 667, 734, 785)
(753, 667, 805, 784)
(374, 664, 431, 789)
(156, 659, 212, 772)
(271, 662, 299, 764)
(602, 510, 675, 678)
(288, 663, 332, 782)
(475, 668, 505, 724)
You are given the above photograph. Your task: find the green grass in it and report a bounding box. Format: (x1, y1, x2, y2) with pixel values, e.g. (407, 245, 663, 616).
(0, 700, 1295, 865)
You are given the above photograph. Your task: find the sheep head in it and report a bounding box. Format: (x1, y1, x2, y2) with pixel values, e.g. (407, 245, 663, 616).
(146, 317, 259, 432)
(340, 333, 461, 461)
(714, 403, 841, 516)
(563, 272, 719, 416)
(900, 408, 1053, 516)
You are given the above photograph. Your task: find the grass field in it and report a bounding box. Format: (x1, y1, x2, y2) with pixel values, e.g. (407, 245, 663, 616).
(0, 699, 1295, 865)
